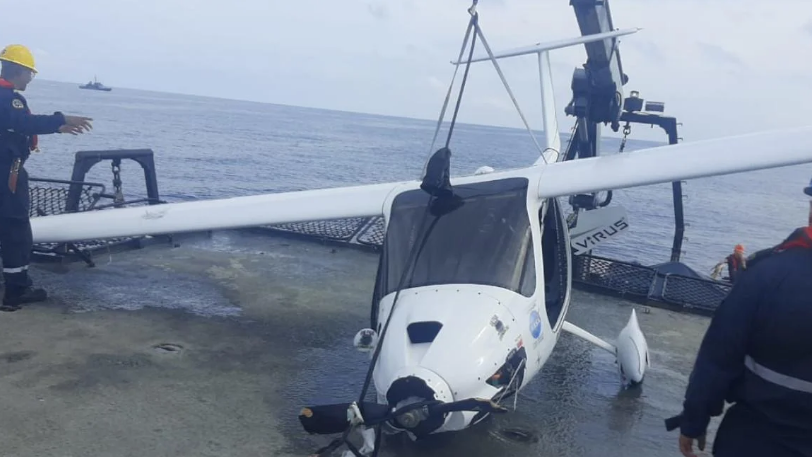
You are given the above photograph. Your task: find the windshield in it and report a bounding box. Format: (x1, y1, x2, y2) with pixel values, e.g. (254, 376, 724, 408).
(381, 177, 536, 297)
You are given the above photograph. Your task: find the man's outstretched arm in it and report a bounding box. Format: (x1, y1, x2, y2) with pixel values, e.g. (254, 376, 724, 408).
(0, 95, 65, 135)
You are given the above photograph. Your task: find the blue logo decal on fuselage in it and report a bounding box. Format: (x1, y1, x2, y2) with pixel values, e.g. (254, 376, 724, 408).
(529, 310, 542, 339)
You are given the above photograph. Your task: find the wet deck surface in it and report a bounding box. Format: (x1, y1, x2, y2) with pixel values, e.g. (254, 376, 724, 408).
(2, 231, 717, 456)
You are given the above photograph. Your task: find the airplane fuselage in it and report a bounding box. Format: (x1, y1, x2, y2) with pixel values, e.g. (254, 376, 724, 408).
(366, 176, 574, 436)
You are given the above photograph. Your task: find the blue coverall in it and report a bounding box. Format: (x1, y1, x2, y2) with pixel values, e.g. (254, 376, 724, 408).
(0, 78, 65, 307)
(680, 226, 812, 456)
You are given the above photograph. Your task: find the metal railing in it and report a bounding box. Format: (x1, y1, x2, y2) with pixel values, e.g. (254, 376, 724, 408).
(27, 149, 165, 266)
(29, 177, 105, 216)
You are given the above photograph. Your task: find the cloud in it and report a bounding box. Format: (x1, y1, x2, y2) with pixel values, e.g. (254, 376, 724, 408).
(7, 0, 812, 143)
(428, 76, 446, 91)
(695, 42, 747, 70)
(623, 40, 666, 64)
(367, 2, 388, 20)
(803, 20, 812, 37)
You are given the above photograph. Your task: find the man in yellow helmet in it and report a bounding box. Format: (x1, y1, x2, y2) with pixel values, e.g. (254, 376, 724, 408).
(0, 44, 93, 311)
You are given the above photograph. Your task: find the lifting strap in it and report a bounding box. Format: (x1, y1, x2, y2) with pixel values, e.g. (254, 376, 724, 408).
(426, 0, 546, 165)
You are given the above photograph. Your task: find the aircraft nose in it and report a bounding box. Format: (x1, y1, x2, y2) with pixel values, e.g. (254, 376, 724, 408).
(385, 366, 453, 436)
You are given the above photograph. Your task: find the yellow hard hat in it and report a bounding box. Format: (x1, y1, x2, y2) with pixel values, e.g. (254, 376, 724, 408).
(0, 44, 37, 73)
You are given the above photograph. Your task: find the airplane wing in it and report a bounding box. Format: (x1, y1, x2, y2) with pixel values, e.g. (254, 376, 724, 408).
(537, 125, 812, 198)
(30, 125, 812, 244)
(30, 181, 407, 244)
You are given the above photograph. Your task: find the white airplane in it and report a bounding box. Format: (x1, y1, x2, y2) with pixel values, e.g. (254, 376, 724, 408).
(27, 4, 812, 457)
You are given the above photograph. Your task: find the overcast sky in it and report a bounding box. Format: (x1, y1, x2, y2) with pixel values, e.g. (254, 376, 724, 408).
(3, 0, 812, 142)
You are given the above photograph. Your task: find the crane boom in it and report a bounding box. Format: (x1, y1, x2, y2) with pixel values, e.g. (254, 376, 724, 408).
(563, 0, 688, 263)
(565, 0, 629, 130)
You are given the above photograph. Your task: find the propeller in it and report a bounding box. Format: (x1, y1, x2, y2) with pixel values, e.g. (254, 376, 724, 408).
(299, 397, 509, 435)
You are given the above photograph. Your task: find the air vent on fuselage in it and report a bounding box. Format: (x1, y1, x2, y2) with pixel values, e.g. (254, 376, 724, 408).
(407, 321, 443, 344)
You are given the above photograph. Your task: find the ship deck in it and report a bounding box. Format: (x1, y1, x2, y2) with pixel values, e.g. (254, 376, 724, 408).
(2, 229, 716, 457)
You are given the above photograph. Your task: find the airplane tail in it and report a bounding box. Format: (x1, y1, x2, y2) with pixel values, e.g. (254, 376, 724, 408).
(569, 205, 630, 255)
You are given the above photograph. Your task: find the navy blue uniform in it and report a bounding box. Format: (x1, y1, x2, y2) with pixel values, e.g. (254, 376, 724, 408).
(679, 227, 812, 456)
(0, 79, 64, 305)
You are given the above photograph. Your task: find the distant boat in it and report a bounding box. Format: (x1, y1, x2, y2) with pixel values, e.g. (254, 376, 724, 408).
(79, 76, 112, 92)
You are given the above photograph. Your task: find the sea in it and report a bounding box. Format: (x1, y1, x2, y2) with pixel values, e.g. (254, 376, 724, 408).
(22, 79, 812, 274)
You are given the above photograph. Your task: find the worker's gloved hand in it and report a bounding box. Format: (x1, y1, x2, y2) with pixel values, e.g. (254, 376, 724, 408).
(60, 115, 93, 134)
(679, 433, 706, 457)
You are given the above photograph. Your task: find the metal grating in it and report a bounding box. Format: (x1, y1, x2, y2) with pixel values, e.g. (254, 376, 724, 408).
(28, 178, 105, 217)
(662, 274, 731, 311)
(573, 254, 731, 312)
(573, 254, 655, 297)
(356, 217, 386, 246)
(33, 237, 139, 252)
(264, 217, 370, 240)
(259, 216, 387, 249)
(28, 179, 143, 262)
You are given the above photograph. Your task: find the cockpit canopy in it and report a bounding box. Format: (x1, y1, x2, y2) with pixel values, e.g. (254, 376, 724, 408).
(379, 177, 536, 298)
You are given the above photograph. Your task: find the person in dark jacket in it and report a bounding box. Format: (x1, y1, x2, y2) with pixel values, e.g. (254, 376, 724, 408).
(674, 195, 812, 456)
(0, 44, 92, 311)
(709, 244, 746, 283)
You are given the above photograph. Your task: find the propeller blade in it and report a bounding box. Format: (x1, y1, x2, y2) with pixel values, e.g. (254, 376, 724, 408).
(298, 402, 390, 435)
(299, 397, 507, 435)
(432, 397, 509, 415)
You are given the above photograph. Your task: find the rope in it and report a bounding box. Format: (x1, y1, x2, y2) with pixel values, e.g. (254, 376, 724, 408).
(349, 200, 442, 457)
(562, 121, 578, 161)
(427, 0, 547, 165)
(426, 10, 478, 157)
(357, 199, 437, 405)
(342, 6, 479, 455)
(470, 18, 547, 162)
(495, 358, 526, 411)
(313, 4, 523, 456)
(444, 16, 479, 149)
(363, 3, 484, 411)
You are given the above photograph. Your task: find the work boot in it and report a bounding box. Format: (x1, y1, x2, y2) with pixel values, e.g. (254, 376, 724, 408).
(1, 287, 47, 312)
